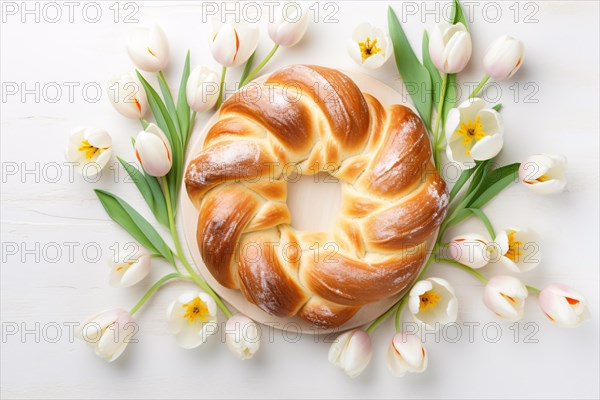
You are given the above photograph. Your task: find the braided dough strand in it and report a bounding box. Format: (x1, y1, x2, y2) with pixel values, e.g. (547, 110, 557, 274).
(185, 65, 448, 328)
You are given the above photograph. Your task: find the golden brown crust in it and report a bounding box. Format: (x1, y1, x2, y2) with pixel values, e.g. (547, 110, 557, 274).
(301, 246, 426, 306)
(185, 65, 448, 328)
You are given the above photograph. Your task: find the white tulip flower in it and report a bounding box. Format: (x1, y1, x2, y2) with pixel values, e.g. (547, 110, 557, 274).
(126, 23, 169, 73)
(134, 123, 172, 177)
(209, 17, 259, 68)
(166, 291, 218, 349)
(386, 332, 428, 377)
(76, 308, 135, 362)
(448, 233, 491, 269)
(328, 329, 372, 378)
(108, 248, 151, 288)
(494, 227, 540, 273)
(186, 66, 220, 113)
(483, 275, 528, 321)
(225, 314, 260, 360)
(519, 154, 567, 195)
(539, 284, 590, 328)
(483, 35, 524, 81)
(409, 278, 458, 330)
(446, 98, 504, 168)
(429, 22, 472, 74)
(348, 22, 393, 69)
(107, 73, 148, 119)
(65, 127, 112, 179)
(268, 2, 309, 47)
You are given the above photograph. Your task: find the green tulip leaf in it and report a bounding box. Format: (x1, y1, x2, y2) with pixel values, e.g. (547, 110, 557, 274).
(176, 51, 191, 145)
(388, 6, 432, 129)
(117, 157, 169, 228)
(94, 189, 175, 264)
(451, 0, 470, 30)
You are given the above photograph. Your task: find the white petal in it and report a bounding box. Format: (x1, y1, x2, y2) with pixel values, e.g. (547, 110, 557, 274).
(470, 133, 503, 161)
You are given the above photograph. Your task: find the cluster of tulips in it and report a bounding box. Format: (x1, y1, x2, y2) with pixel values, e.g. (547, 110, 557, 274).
(68, 2, 588, 379)
(71, 7, 311, 362)
(328, 6, 588, 378)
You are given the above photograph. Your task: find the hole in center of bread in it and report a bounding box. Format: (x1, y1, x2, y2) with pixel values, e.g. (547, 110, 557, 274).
(286, 172, 341, 232)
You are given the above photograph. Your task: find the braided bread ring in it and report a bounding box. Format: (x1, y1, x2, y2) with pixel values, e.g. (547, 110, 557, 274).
(185, 65, 448, 328)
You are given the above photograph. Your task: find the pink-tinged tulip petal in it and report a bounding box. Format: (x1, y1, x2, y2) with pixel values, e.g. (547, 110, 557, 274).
(127, 24, 169, 72)
(76, 309, 134, 362)
(539, 284, 590, 328)
(429, 22, 472, 73)
(386, 333, 427, 377)
(225, 314, 260, 360)
(483, 275, 528, 321)
(483, 35, 524, 80)
(108, 73, 148, 119)
(268, 3, 309, 47)
(519, 154, 567, 195)
(448, 233, 491, 269)
(328, 329, 372, 378)
(134, 123, 172, 177)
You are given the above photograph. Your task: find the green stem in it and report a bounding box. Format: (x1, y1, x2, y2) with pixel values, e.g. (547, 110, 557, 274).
(469, 75, 490, 99)
(467, 208, 496, 240)
(432, 73, 448, 172)
(241, 43, 279, 86)
(216, 66, 227, 108)
(394, 295, 410, 333)
(161, 176, 232, 318)
(158, 71, 171, 93)
(130, 273, 182, 315)
(437, 258, 488, 284)
(526, 285, 541, 295)
(139, 118, 149, 130)
(185, 111, 197, 148)
(365, 227, 445, 334)
(366, 300, 400, 334)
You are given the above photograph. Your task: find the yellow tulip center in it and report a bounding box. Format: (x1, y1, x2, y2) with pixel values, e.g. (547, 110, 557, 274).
(359, 37, 382, 61)
(419, 290, 441, 311)
(456, 116, 486, 155)
(78, 140, 101, 160)
(182, 297, 210, 323)
(505, 230, 523, 261)
(115, 261, 134, 272)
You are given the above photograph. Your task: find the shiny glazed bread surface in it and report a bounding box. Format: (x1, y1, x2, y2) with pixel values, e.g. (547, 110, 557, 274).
(185, 65, 448, 328)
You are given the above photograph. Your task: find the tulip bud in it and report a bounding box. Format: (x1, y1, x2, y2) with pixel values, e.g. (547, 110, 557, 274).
(483, 275, 528, 321)
(429, 22, 472, 73)
(186, 66, 220, 113)
(76, 308, 135, 362)
(108, 248, 151, 288)
(65, 127, 112, 179)
(519, 154, 567, 195)
(386, 333, 428, 377)
(539, 284, 590, 328)
(225, 314, 260, 360)
(126, 24, 169, 72)
(483, 35, 524, 81)
(448, 234, 491, 269)
(108, 73, 148, 119)
(134, 123, 172, 177)
(268, 3, 309, 47)
(209, 18, 259, 68)
(409, 277, 458, 330)
(328, 329, 372, 378)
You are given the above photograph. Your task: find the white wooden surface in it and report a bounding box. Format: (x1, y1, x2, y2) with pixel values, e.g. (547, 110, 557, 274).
(1, 1, 599, 398)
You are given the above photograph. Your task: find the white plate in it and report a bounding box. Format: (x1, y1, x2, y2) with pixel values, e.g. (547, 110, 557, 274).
(179, 68, 430, 334)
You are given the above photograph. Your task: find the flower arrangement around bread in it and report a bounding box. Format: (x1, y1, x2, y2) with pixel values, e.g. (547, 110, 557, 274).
(69, 0, 588, 378)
